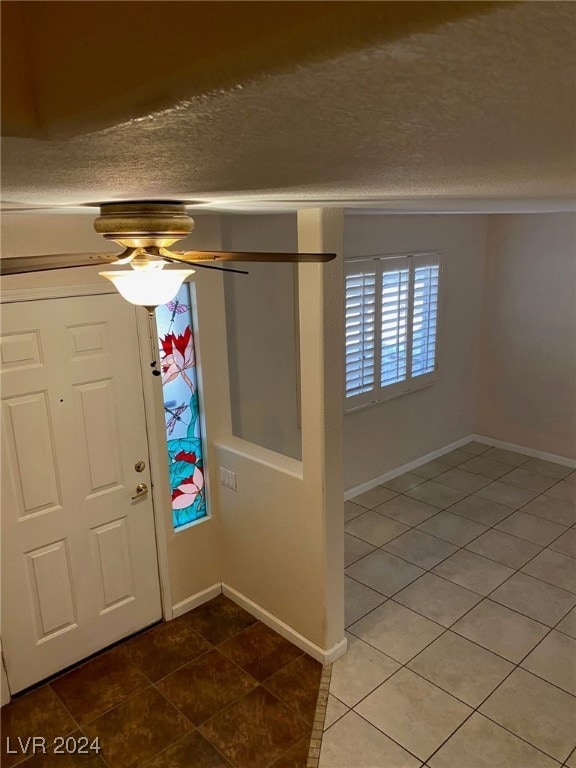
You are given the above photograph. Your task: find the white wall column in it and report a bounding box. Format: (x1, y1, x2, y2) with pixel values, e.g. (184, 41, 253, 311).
(297, 208, 345, 654)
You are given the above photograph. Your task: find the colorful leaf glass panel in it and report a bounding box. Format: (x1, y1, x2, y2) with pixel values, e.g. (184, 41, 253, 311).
(156, 285, 207, 529)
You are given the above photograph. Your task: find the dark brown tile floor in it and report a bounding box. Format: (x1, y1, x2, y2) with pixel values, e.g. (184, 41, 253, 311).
(1, 595, 322, 768)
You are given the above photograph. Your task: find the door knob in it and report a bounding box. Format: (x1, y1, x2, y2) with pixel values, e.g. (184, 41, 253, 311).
(131, 482, 149, 500)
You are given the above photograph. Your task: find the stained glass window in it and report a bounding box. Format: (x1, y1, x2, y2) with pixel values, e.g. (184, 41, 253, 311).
(156, 283, 208, 530)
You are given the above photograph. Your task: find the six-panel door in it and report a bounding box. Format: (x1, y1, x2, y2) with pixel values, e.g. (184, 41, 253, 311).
(1, 294, 162, 692)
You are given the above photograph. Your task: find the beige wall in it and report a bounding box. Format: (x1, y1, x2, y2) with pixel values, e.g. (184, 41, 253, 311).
(222, 214, 302, 460)
(220, 212, 490, 493)
(476, 213, 576, 459)
(343, 214, 488, 490)
(1, 212, 117, 290)
(217, 210, 345, 653)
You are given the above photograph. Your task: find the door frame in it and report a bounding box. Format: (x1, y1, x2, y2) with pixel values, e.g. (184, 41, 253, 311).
(0, 283, 174, 628)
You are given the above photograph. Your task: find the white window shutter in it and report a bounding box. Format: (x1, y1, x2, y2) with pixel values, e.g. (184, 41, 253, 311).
(411, 264, 439, 378)
(345, 271, 376, 396)
(380, 267, 409, 387)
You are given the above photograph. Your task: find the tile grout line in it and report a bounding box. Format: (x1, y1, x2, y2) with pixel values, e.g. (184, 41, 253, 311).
(346, 506, 576, 685)
(347, 506, 575, 617)
(421, 512, 576, 762)
(138, 731, 233, 768)
(345, 510, 572, 586)
(184, 618, 320, 767)
(348, 449, 573, 549)
(344, 553, 575, 656)
(346, 453, 575, 609)
(343, 571, 572, 764)
(345, 510, 574, 640)
(170, 637, 312, 768)
(335, 449, 575, 764)
(345, 572, 576, 700)
(347, 452, 530, 562)
(52, 630, 221, 736)
(7, 607, 315, 768)
(48, 686, 117, 768)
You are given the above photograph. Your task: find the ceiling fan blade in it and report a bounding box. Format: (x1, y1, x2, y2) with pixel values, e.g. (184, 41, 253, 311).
(161, 253, 248, 274)
(0, 253, 120, 275)
(171, 250, 336, 264)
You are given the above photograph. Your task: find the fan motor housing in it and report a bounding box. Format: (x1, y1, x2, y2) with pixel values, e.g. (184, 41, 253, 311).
(94, 202, 195, 248)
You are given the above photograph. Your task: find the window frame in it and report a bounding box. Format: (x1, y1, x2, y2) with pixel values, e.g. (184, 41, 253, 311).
(345, 251, 442, 412)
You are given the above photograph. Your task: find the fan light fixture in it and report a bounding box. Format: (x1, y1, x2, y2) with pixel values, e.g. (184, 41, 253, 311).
(1, 201, 336, 376)
(99, 255, 195, 376)
(95, 204, 198, 313)
(99, 265, 194, 314)
(2, 202, 337, 308)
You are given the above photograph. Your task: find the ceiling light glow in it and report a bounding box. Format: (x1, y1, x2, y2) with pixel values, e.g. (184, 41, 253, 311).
(99, 268, 194, 310)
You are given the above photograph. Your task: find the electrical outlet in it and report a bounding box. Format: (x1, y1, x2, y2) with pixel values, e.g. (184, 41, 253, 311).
(219, 467, 237, 491)
(456, 412, 463, 423)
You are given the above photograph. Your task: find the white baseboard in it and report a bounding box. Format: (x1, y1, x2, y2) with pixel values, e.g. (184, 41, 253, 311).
(345, 433, 576, 501)
(172, 583, 222, 618)
(171, 582, 348, 664)
(344, 434, 474, 500)
(472, 435, 576, 469)
(222, 584, 348, 665)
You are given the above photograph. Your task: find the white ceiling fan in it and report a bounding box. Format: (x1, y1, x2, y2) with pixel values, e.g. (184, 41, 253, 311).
(1, 201, 335, 311)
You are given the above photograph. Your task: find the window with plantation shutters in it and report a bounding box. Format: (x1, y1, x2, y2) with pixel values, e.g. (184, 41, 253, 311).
(345, 253, 441, 409)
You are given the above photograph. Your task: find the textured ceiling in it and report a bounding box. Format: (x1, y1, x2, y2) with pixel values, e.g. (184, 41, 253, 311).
(1, 1, 575, 213)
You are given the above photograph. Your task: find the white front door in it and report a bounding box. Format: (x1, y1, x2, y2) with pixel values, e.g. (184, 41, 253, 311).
(1, 293, 162, 693)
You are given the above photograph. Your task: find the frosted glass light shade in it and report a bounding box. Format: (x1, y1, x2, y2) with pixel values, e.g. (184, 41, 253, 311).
(99, 269, 194, 307)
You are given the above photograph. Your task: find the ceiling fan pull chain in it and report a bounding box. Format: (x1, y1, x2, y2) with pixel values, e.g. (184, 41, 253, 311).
(147, 311, 162, 377)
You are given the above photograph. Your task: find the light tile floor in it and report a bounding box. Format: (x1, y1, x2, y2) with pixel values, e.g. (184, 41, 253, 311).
(322, 442, 576, 768)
